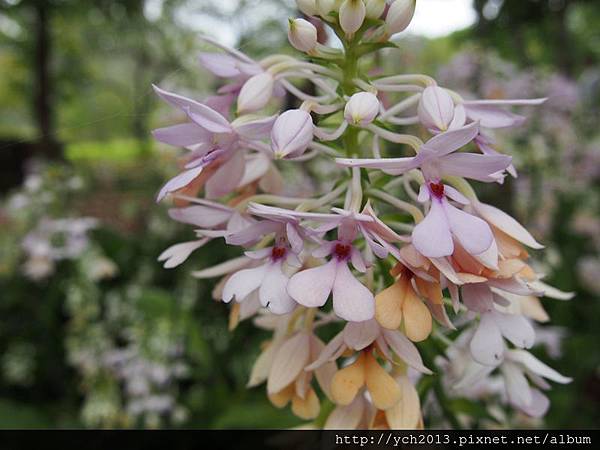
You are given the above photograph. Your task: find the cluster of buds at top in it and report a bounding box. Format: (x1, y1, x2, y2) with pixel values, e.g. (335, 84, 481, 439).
(153, 0, 573, 429)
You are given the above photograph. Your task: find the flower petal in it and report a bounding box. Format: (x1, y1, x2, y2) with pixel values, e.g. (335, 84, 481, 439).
(152, 123, 211, 148)
(324, 396, 365, 430)
(507, 350, 572, 384)
(375, 280, 406, 330)
(222, 264, 267, 303)
(331, 354, 366, 406)
(332, 263, 375, 322)
(492, 311, 535, 349)
(412, 199, 453, 258)
(420, 121, 479, 155)
(259, 264, 297, 315)
(445, 202, 493, 256)
(288, 260, 337, 308)
(365, 353, 401, 410)
(384, 375, 421, 429)
(382, 329, 432, 374)
(402, 288, 432, 342)
(474, 202, 543, 249)
(205, 151, 245, 199)
(157, 239, 208, 269)
(470, 313, 504, 366)
(343, 319, 380, 351)
(267, 332, 311, 394)
(187, 103, 232, 134)
(156, 166, 204, 202)
(438, 153, 512, 182)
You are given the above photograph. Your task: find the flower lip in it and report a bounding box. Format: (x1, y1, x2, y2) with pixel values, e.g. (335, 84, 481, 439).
(271, 246, 287, 261)
(429, 182, 445, 199)
(334, 243, 352, 261)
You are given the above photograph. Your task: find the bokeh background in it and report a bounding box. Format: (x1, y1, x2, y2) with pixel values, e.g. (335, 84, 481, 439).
(0, 0, 599, 428)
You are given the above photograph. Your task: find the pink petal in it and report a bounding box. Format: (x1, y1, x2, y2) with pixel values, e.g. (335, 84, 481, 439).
(474, 202, 544, 249)
(470, 313, 504, 366)
(152, 123, 211, 148)
(438, 153, 512, 182)
(335, 155, 420, 176)
(168, 204, 232, 228)
(331, 263, 375, 322)
(492, 311, 535, 349)
(187, 104, 232, 134)
(271, 109, 314, 158)
(518, 388, 550, 418)
(157, 239, 208, 269)
(382, 329, 433, 374)
(156, 166, 204, 202)
(237, 154, 270, 188)
(259, 264, 297, 314)
(444, 201, 493, 256)
(287, 260, 337, 308)
(198, 52, 242, 78)
(503, 362, 533, 411)
(232, 114, 277, 140)
(343, 319, 379, 350)
(267, 332, 311, 394)
(222, 264, 267, 303)
(507, 350, 572, 384)
(461, 283, 494, 313)
(205, 151, 245, 199)
(412, 199, 453, 258)
(324, 396, 365, 430)
(305, 332, 345, 371)
(153, 84, 203, 112)
(421, 121, 479, 155)
(463, 104, 525, 128)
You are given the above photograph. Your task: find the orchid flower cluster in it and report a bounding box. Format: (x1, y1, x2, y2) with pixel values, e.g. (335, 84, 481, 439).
(153, 0, 573, 429)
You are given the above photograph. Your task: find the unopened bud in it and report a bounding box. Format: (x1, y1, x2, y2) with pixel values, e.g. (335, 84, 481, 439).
(237, 72, 275, 114)
(345, 92, 380, 126)
(271, 109, 314, 159)
(385, 0, 416, 35)
(339, 0, 366, 36)
(418, 86, 455, 131)
(288, 18, 318, 53)
(296, 0, 318, 16)
(365, 0, 386, 19)
(317, 0, 342, 20)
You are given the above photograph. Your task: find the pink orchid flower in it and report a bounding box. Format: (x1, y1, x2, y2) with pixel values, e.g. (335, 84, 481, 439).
(152, 85, 277, 201)
(222, 236, 300, 315)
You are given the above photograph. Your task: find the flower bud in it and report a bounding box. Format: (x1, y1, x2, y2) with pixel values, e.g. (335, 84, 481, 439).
(317, 0, 342, 19)
(345, 92, 380, 126)
(296, 0, 318, 16)
(365, 0, 386, 19)
(339, 0, 366, 36)
(271, 109, 314, 159)
(418, 86, 455, 131)
(288, 18, 318, 53)
(385, 0, 416, 35)
(237, 72, 274, 114)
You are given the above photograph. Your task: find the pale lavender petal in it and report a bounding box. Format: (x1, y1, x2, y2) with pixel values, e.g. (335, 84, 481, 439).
(507, 350, 572, 384)
(204, 94, 235, 118)
(470, 313, 504, 366)
(157, 239, 208, 269)
(226, 221, 281, 247)
(187, 104, 232, 134)
(332, 263, 375, 322)
(382, 329, 433, 374)
(233, 114, 277, 140)
(461, 283, 494, 313)
(168, 204, 232, 228)
(343, 319, 379, 350)
(492, 311, 535, 349)
(421, 121, 479, 155)
(438, 153, 512, 182)
(444, 201, 493, 256)
(412, 199, 453, 258)
(463, 104, 526, 129)
(198, 52, 242, 78)
(287, 260, 337, 308)
(518, 389, 550, 418)
(205, 151, 245, 199)
(222, 264, 267, 303)
(286, 223, 304, 254)
(152, 123, 211, 148)
(474, 202, 544, 249)
(156, 166, 204, 202)
(448, 104, 467, 130)
(259, 264, 297, 314)
(443, 184, 469, 204)
(267, 332, 311, 394)
(153, 84, 203, 112)
(503, 362, 533, 411)
(305, 332, 345, 371)
(350, 247, 367, 273)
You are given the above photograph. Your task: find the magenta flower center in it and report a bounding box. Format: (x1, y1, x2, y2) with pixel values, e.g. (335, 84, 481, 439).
(334, 243, 352, 260)
(429, 182, 445, 199)
(271, 246, 287, 261)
